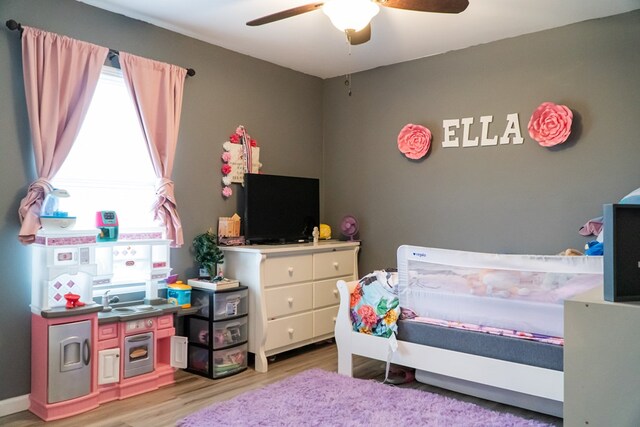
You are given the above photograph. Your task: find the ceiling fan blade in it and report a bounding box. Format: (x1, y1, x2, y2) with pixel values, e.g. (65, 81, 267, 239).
(247, 2, 325, 26)
(377, 0, 469, 14)
(347, 24, 371, 45)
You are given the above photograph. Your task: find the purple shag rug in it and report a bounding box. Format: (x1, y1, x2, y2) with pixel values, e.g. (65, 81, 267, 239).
(177, 369, 553, 427)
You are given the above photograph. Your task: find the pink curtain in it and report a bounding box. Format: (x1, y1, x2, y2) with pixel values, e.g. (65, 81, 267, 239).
(119, 52, 187, 247)
(18, 27, 108, 244)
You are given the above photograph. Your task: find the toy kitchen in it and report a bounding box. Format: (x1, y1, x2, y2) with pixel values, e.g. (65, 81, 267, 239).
(29, 217, 188, 421)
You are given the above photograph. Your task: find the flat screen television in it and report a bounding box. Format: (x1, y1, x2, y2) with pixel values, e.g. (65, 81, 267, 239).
(240, 173, 320, 244)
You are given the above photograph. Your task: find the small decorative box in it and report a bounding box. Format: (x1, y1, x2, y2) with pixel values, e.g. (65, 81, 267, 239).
(218, 213, 241, 237)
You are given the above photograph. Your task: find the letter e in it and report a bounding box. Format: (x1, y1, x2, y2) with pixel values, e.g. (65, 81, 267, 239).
(442, 119, 460, 148)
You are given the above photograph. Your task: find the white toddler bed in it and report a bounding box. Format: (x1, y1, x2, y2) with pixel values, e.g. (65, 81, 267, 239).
(335, 245, 603, 417)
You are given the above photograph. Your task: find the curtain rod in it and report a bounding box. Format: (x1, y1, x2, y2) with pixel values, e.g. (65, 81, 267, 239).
(5, 19, 196, 77)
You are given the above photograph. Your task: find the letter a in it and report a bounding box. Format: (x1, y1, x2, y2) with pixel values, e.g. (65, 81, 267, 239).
(500, 113, 524, 145)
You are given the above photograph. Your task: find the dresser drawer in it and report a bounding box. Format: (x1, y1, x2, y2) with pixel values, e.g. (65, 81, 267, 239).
(265, 254, 313, 286)
(313, 278, 344, 309)
(265, 312, 313, 351)
(313, 250, 355, 280)
(265, 283, 313, 319)
(313, 305, 339, 337)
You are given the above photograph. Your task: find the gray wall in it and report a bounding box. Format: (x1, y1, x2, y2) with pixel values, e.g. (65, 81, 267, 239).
(0, 0, 322, 400)
(323, 11, 640, 274)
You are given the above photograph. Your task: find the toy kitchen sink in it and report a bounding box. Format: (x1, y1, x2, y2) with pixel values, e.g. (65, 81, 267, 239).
(97, 301, 179, 322)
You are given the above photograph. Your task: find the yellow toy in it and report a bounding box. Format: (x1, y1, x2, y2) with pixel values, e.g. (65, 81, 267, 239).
(319, 224, 331, 240)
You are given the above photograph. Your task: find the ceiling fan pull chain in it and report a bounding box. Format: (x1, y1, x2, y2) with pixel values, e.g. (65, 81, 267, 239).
(344, 30, 353, 96)
(344, 73, 352, 96)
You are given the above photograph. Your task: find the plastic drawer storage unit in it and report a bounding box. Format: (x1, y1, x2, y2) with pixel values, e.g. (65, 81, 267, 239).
(185, 286, 249, 378)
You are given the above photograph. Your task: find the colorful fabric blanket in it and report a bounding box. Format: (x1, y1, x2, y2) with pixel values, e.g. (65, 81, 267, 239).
(350, 269, 400, 338)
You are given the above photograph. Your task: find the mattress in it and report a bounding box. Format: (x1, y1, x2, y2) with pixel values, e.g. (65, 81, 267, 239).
(397, 246, 603, 337)
(397, 319, 563, 371)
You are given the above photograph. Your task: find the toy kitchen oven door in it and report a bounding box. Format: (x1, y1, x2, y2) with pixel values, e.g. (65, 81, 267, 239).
(123, 319, 155, 378)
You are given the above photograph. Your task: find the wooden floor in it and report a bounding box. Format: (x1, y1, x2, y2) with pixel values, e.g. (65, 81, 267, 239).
(1, 342, 562, 426)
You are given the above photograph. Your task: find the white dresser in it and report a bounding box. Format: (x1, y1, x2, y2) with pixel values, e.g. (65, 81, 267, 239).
(221, 241, 360, 372)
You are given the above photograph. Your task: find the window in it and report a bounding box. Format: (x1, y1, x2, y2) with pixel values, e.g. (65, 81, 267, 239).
(52, 66, 161, 299)
(52, 66, 157, 230)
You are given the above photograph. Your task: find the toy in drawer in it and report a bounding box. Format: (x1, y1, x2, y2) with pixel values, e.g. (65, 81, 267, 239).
(191, 286, 248, 320)
(187, 316, 248, 349)
(187, 342, 248, 379)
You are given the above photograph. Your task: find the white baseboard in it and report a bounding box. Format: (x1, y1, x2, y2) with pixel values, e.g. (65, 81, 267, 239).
(0, 394, 29, 418)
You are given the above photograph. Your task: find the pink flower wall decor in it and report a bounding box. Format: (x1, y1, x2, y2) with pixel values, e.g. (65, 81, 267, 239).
(527, 102, 573, 147)
(397, 124, 431, 160)
(221, 164, 232, 175)
(222, 186, 233, 198)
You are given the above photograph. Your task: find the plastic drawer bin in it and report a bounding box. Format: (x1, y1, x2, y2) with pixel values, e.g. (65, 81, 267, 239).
(187, 342, 248, 379)
(187, 345, 210, 375)
(212, 343, 248, 378)
(187, 316, 248, 349)
(191, 286, 248, 320)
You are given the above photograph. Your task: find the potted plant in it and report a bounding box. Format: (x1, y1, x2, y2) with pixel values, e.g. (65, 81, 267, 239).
(192, 228, 224, 281)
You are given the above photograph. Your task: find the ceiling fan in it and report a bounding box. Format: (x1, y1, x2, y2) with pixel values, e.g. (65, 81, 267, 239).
(247, 0, 470, 45)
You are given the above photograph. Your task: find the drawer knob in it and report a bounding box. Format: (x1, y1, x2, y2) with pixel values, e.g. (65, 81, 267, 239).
(288, 328, 294, 336)
(333, 289, 338, 297)
(333, 262, 339, 269)
(288, 267, 294, 275)
(287, 297, 294, 305)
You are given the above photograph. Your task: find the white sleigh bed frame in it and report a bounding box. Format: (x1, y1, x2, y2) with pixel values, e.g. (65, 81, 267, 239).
(335, 280, 564, 417)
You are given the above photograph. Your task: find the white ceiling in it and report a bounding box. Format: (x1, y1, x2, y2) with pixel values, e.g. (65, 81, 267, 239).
(77, 0, 639, 79)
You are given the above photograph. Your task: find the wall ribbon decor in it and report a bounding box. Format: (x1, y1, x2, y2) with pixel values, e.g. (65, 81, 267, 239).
(221, 125, 262, 198)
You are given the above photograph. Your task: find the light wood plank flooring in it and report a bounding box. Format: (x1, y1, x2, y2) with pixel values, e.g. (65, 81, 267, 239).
(1, 342, 562, 426)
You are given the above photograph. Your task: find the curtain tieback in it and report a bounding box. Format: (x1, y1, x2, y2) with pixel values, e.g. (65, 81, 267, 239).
(28, 178, 55, 196)
(19, 178, 54, 220)
(154, 178, 176, 208)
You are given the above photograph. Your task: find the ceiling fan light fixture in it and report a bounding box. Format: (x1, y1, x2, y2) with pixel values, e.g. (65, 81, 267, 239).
(322, 0, 380, 32)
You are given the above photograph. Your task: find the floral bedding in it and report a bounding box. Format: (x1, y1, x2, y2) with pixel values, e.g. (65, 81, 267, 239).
(349, 269, 400, 338)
